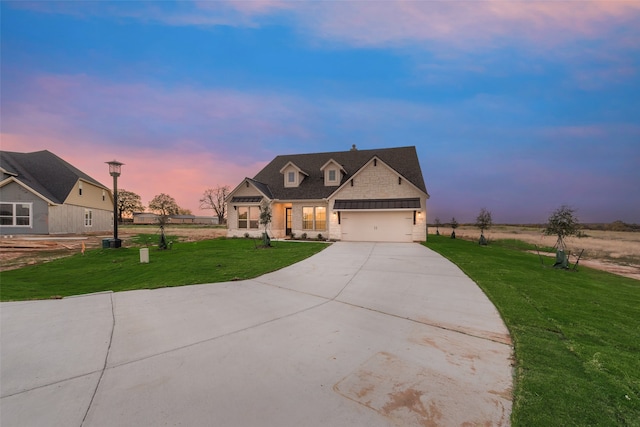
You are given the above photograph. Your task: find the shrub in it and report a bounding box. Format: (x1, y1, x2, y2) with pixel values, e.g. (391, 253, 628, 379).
(301, 233, 307, 240)
(317, 233, 323, 240)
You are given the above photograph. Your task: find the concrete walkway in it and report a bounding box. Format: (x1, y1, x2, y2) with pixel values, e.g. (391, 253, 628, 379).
(1, 242, 513, 426)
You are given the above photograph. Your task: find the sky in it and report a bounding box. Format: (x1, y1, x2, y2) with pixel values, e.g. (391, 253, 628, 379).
(2, 1, 639, 224)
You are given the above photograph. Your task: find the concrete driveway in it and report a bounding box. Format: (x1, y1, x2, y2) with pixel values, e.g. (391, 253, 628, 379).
(1, 242, 513, 426)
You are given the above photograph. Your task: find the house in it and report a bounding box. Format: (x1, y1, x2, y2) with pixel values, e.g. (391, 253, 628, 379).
(0, 150, 114, 235)
(132, 212, 159, 224)
(132, 213, 220, 225)
(226, 145, 430, 242)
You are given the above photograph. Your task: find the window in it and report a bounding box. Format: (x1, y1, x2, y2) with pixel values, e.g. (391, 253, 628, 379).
(303, 206, 326, 230)
(288, 171, 296, 183)
(79, 182, 83, 196)
(238, 206, 260, 229)
(328, 169, 337, 182)
(250, 206, 259, 229)
(315, 207, 326, 230)
(303, 207, 314, 229)
(238, 207, 248, 228)
(102, 190, 106, 201)
(84, 209, 93, 227)
(0, 202, 32, 227)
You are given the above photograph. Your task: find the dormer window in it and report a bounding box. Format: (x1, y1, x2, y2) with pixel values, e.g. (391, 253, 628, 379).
(320, 159, 346, 187)
(280, 161, 308, 188)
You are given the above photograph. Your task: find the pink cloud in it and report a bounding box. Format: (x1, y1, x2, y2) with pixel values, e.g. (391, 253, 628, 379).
(3, 73, 313, 156)
(1, 133, 266, 216)
(13, 1, 640, 49)
(298, 1, 640, 50)
(1, 74, 314, 214)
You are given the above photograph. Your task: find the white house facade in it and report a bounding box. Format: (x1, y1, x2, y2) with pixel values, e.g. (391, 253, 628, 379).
(226, 146, 429, 242)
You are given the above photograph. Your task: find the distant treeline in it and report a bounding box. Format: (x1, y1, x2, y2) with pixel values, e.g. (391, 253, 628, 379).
(429, 221, 639, 232)
(581, 221, 640, 232)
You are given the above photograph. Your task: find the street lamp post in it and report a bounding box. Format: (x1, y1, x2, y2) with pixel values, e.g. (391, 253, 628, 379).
(106, 160, 124, 248)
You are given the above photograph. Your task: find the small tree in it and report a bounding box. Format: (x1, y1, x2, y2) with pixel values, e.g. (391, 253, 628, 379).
(117, 189, 145, 223)
(149, 193, 180, 250)
(544, 205, 580, 251)
(259, 200, 272, 247)
(450, 217, 458, 239)
(434, 217, 441, 235)
(200, 185, 230, 225)
(475, 208, 492, 245)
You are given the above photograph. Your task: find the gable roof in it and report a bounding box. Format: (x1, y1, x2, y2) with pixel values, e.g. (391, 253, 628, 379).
(0, 150, 109, 204)
(252, 146, 428, 200)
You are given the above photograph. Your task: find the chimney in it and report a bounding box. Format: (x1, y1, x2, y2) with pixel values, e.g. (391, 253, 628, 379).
(350, 144, 357, 151)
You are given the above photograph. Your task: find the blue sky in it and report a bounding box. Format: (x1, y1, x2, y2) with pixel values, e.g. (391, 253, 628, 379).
(2, 1, 639, 223)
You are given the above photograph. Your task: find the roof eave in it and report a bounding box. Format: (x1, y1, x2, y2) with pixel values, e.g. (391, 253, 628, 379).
(0, 177, 60, 205)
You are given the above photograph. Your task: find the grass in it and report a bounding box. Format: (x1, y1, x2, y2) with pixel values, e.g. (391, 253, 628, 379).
(0, 238, 328, 301)
(424, 235, 640, 426)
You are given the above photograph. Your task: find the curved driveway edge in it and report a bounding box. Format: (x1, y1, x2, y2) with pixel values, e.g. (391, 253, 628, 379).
(1, 242, 513, 426)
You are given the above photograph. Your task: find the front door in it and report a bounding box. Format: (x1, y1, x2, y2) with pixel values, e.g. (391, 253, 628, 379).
(285, 208, 292, 236)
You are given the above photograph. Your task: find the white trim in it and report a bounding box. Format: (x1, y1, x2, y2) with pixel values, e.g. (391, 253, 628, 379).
(0, 167, 18, 177)
(0, 201, 33, 227)
(278, 161, 309, 176)
(225, 178, 271, 204)
(0, 177, 59, 205)
(77, 177, 111, 193)
(326, 156, 429, 201)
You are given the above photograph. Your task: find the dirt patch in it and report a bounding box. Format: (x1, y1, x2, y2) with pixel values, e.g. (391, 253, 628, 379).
(433, 226, 640, 281)
(0, 226, 227, 272)
(3, 225, 639, 280)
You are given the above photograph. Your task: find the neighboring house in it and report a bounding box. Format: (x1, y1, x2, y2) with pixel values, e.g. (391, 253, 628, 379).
(133, 212, 219, 225)
(226, 145, 430, 242)
(0, 150, 114, 235)
(132, 212, 159, 224)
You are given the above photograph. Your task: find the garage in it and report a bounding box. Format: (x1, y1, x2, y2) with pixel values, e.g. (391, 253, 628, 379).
(340, 211, 414, 242)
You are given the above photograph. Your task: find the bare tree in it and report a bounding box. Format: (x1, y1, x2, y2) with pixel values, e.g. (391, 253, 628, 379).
(117, 189, 144, 223)
(475, 208, 493, 245)
(200, 185, 230, 225)
(434, 217, 441, 235)
(450, 217, 459, 230)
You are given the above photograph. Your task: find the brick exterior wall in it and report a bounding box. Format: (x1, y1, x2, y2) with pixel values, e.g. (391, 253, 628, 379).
(227, 159, 428, 242)
(328, 160, 427, 241)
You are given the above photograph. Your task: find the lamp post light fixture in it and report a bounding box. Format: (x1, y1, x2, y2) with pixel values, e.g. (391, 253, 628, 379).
(106, 160, 124, 248)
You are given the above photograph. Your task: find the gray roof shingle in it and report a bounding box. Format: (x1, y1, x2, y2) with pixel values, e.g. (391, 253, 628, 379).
(252, 146, 428, 200)
(0, 150, 108, 204)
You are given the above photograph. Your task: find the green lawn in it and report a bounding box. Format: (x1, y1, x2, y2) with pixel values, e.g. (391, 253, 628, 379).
(0, 238, 328, 301)
(424, 235, 640, 426)
(3, 233, 638, 425)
